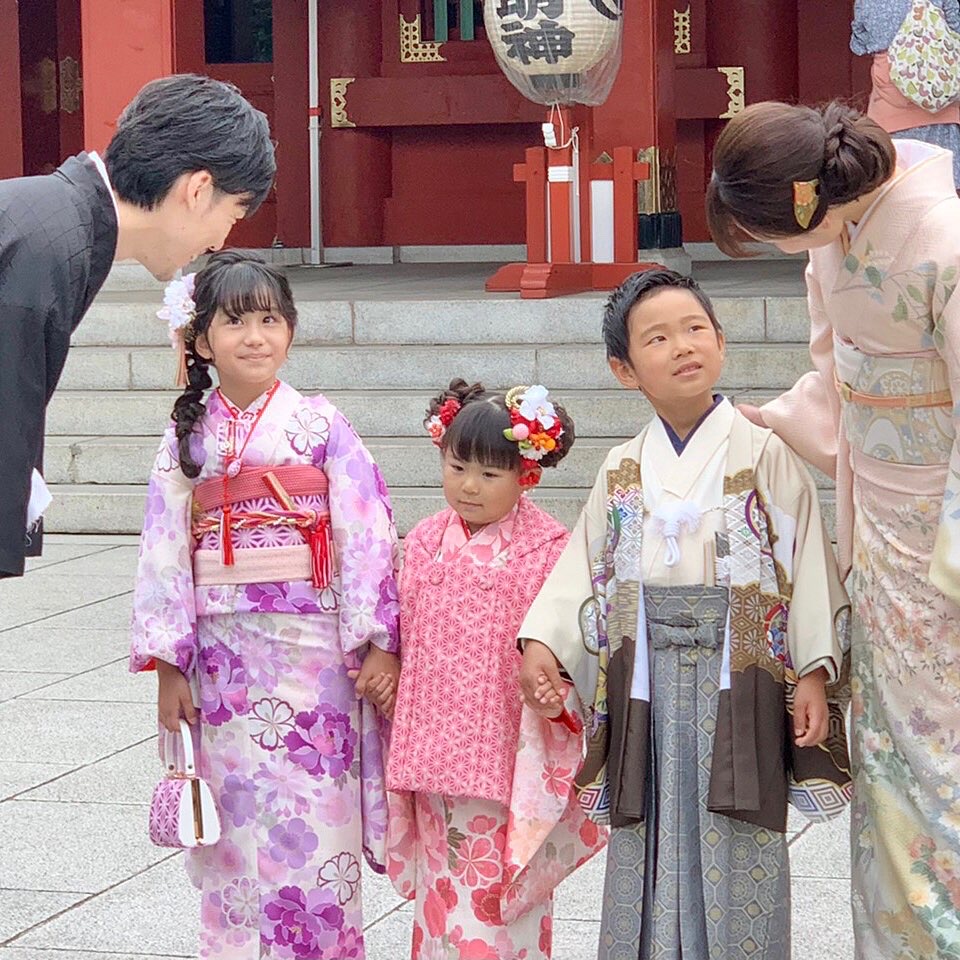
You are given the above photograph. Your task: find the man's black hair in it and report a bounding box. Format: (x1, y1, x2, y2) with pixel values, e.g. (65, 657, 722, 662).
(105, 74, 275, 212)
(601, 268, 722, 362)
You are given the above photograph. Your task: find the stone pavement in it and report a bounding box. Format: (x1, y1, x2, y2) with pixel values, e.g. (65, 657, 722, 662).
(1, 537, 853, 959)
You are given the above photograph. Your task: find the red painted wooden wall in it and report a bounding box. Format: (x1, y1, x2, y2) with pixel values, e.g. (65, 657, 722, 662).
(0, 0, 23, 178)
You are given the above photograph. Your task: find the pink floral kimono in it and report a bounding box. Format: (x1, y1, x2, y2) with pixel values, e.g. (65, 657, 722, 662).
(386, 497, 606, 959)
(129, 381, 400, 960)
(761, 142, 960, 958)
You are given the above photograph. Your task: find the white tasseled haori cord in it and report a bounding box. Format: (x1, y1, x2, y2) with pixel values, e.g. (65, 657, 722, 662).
(651, 501, 702, 567)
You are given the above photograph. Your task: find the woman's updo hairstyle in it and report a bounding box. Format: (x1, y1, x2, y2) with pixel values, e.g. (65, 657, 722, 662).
(706, 100, 896, 257)
(425, 378, 575, 472)
(171, 250, 298, 478)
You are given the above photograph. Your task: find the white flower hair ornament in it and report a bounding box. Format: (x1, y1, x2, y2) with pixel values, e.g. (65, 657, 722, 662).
(157, 273, 197, 388)
(517, 384, 557, 430)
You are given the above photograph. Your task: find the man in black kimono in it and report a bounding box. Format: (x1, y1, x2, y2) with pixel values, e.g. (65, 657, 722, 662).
(0, 73, 275, 578)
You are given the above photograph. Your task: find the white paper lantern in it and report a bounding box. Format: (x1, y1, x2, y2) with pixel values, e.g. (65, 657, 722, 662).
(485, 0, 623, 106)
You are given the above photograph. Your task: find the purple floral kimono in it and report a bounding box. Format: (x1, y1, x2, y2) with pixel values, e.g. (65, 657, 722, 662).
(130, 381, 400, 960)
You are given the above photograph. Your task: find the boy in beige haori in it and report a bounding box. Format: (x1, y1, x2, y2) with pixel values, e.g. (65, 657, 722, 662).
(517, 270, 853, 960)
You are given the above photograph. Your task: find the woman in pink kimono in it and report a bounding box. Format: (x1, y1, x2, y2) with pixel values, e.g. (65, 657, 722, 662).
(707, 101, 960, 959)
(386, 379, 606, 959)
(129, 251, 400, 960)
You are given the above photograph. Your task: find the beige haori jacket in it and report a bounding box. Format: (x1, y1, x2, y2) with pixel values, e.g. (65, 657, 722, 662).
(518, 407, 853, 833)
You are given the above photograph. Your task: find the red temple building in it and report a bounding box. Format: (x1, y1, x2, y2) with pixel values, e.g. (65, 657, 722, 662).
(0, 1, 871, 256)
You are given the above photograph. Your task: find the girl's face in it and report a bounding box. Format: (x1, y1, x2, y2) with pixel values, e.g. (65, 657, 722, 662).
(441, 448, 523, 533)
(196, 306, 292, 403)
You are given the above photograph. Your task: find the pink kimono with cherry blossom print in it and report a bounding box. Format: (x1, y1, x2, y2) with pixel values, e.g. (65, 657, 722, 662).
(386, 498, 607, 960)
(130, 381, 400, 960)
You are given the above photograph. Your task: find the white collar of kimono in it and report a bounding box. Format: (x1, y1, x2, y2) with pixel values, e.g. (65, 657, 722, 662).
(643, 397, 734, 501)
(846, 139, 943, 245)
(641, 398, 732, 577)
(88, 151, 120, 223)
(630, 403, 736, 703)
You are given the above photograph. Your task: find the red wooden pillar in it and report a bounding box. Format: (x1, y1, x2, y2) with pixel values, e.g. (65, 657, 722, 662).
(612, 146, 648, 262)
(0, 0, 23, 178)
(520, 148, 548, 263)
(273, 2, 310, 248)
(318, 0, 392, 248)
(593, 0, 676, 166)
(80, 0, 173, 152)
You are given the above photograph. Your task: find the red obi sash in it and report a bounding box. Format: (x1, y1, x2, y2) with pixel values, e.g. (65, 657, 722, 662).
(192, 465, 334, 589)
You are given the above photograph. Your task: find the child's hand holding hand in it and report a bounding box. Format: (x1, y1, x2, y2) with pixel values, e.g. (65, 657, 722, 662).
(793, 666, 830, 747)
(156, 659, 197, 733)
(519, 639, 566, 718)
(349, 647, 400, 718)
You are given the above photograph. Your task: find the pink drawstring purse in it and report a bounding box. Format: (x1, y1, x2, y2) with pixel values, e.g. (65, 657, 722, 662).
(148, 720, 221, 848)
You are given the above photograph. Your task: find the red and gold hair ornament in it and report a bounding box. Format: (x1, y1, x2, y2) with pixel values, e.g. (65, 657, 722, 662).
(503, 384, 564, 489)
(426, 396, 462, 447)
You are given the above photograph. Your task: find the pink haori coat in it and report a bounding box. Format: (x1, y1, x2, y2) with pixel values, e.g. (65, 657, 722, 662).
(386, 498, 608, 959)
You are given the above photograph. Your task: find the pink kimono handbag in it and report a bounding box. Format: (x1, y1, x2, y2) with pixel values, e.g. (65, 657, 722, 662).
(148, 720, 221, 849)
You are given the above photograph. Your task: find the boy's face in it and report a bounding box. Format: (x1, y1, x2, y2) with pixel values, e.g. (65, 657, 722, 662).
(607, 287, 725, 406)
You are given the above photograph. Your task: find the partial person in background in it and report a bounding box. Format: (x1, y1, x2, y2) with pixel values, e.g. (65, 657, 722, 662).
(851, 0, 960, 186)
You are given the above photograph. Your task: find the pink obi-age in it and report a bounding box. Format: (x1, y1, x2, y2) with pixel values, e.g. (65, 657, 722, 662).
(387, 495, 568, 805)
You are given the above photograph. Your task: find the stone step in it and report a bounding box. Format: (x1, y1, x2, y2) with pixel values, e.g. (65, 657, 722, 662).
(44, 435, 835, 491)
(44, 484, 837, 540)
(46, 388, 784, 439)
(58, 343, 813, 393)
(76, 293, 807, 347)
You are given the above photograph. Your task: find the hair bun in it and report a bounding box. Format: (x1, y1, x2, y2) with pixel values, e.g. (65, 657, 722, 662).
(819, 102, 893, 206)
(424, 378, 485, 427)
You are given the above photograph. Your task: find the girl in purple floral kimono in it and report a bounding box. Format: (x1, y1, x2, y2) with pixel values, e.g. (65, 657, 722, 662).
(129, 251, 400, 960)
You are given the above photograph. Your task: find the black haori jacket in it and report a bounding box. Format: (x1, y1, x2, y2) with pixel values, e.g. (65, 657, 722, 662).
(0, 153, 117, 576)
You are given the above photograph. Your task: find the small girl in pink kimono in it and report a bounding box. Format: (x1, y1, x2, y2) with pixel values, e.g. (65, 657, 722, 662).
(129, 251, 399, 960)
(386, 378, 606, 960)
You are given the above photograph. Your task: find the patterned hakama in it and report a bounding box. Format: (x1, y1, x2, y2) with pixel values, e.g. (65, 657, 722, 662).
(599, 587, 789, 960)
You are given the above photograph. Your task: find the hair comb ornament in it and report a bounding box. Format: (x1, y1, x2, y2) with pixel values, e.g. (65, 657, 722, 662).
(158, 273, 197, 388)
(426, 397, 462, 447)
(792, 178, 820, 230)
(503, 384, 564, 488)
